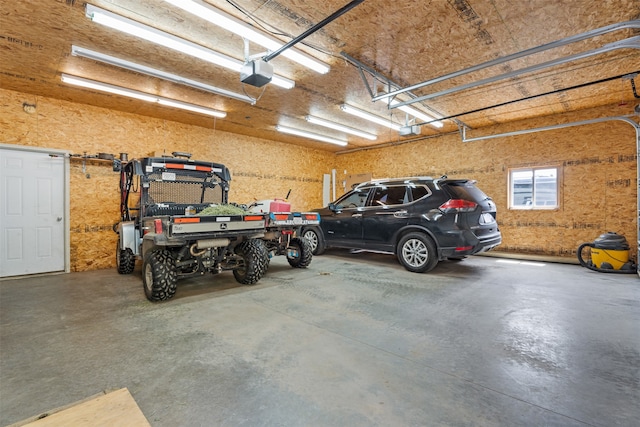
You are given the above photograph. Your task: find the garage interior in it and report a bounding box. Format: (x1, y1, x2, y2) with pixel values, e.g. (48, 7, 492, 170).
(1, 0, 639, 425)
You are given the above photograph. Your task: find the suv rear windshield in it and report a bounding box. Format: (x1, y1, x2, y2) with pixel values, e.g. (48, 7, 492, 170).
(443, 181, 489, 203)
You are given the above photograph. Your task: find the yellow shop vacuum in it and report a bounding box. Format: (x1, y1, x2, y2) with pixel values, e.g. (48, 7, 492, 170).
(577, 232, 636, 274)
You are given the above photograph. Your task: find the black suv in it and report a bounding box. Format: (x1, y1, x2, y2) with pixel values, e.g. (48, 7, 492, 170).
(301, 177, 501, 273)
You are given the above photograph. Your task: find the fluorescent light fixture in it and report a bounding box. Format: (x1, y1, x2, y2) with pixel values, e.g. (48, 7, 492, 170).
(389, 99, 444, 128)
(162, 0, 330, 74)
(339, 104, 402, 131)
(61, 74, 158, 102)
(61, 74, 226, 118)
(305, 115, 377, 140)
(276, 125, 348, 146)
(157, 99, 224, 116)
(71, 45, 255, 104)
(268, 74, 294, 89)
(85, 4, 295, 89)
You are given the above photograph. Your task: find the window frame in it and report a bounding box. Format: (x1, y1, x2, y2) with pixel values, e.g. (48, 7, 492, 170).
(508, 165, 560, 210)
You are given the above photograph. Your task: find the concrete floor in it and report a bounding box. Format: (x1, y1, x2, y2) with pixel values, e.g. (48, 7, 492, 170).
(1, 251, 638, 426)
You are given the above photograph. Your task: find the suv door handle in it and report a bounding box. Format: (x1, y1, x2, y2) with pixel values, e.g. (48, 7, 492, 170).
(393, 210, 408, 218)
(351, 213, 363, 218)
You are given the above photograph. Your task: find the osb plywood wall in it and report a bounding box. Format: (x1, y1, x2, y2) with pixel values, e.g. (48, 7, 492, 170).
(2, 87, 637, 271)
(335, 105, 638, 260)
(1, 88, 333, 271)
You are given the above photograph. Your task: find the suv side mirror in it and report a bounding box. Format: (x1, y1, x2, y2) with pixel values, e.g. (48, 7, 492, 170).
(328, 203, 336, 211)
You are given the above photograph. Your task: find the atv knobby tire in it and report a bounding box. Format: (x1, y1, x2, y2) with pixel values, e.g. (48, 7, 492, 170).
(142, 250, 178, 302)
(116, 240, 135, 274)
(233, 239, 269, 285)
(287, 237, 313, 268)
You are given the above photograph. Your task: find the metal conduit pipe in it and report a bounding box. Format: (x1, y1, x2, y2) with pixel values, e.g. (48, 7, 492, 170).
(373, 19, 640, 102)
(394, 36, 640, 108)
(412, 70, 640, 127)
(461, 115, 639, 142)
(462, 115, 640, 268)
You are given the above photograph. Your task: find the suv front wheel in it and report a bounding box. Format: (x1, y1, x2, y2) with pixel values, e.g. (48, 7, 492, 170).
(397, 232, 438, 273)
(302, 227, 325, 255)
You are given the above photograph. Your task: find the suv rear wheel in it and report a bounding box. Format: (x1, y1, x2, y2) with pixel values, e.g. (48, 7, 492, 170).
(397, 232, 438, 273)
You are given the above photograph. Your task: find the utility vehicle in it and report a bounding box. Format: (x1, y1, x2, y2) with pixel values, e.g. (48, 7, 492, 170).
(114, 154, 269, 301)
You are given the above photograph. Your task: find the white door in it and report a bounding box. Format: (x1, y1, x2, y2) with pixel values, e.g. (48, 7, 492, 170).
(1, 148, 66, 277)
(322, 173, 331, 206)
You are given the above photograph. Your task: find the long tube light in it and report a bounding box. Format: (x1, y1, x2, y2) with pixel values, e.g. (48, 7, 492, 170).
(162, 0, 330, 74)
(62, 74, 157, 102)
(389, 99, 444, 128)
(61, 74, 226, 118)
(276, 125, 348, 146)
(71, 46, 255, 104)
(85, 4, 295, 89)
(339, 104, 402, 130)
(305, 115, 377, 140)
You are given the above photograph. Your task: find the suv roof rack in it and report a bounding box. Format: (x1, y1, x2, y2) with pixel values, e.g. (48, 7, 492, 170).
(356, 176, 434, 187)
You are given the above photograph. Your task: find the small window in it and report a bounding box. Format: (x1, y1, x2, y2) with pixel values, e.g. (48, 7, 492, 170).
(409, 185, 430, 202)
(509, 167, 558, 209)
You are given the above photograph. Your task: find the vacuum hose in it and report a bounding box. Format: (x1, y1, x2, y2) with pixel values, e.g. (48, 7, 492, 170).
(577, 242, 636, 274)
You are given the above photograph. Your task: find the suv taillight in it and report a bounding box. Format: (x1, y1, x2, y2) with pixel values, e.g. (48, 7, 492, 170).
(439, 199, 478, 213)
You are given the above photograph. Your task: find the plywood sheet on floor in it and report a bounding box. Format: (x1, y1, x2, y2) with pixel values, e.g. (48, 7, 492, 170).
(8, 388, 150, 427)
